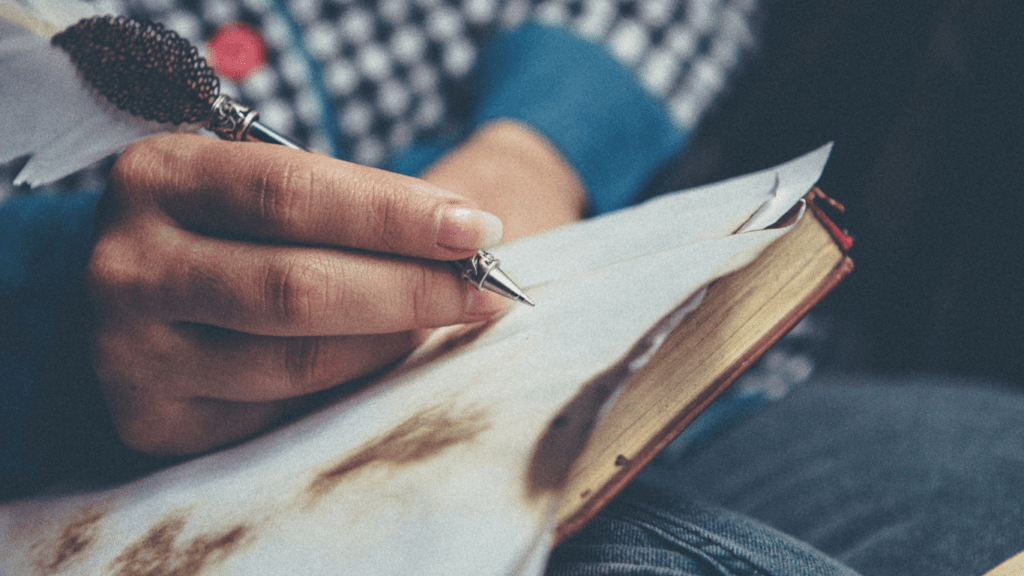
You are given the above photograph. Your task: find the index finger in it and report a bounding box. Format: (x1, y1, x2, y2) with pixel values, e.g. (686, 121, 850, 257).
(129, 134, 504, 259)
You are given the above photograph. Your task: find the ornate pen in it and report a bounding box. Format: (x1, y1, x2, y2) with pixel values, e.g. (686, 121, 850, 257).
(52, 14, 535, 306)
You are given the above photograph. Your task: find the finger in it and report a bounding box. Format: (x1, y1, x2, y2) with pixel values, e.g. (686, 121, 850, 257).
(157, 231, 509, 335)
(93, 320, 289, 455)
(108, 387, 289, 456)
(127, 134, 503, 259)
(173, 325, 423, 402)
(95, 321, 422, 454)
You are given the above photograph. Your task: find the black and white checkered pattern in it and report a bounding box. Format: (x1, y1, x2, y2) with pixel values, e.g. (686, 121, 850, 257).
(1, 0, 763, 198)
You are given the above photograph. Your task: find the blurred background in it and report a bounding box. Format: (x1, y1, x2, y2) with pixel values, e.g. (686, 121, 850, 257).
(644, 0, 1024, 385)
(3, 0, 1021, 385)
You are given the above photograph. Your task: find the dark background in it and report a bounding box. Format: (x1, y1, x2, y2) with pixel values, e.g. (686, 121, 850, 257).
(645, 0, 1024, 384)
(2, 0, 1020, 500)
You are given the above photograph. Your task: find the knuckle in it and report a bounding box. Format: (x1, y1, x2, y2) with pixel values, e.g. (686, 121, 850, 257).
(108, 140, 150, 189)
(110, 403, 167, 453)
(263, 254, 334, 327)
(108, 136, 177, 202)
(86, 234, 149, 306)
(91, 321, 174, 398)
(90, 328, 174, 453)
(365, 178, 407, 252)
(281, 337, 329, 394)
(255, 159, 315, 234)
(409, 264, 450, 327)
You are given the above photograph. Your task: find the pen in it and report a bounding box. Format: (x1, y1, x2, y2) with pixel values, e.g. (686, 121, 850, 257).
(49, 14, 534, 307)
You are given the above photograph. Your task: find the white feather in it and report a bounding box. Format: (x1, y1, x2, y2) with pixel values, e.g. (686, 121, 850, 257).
(0, 0, 193, 187)
(0, 0, 106, 33)
(0, 0, 60, 38)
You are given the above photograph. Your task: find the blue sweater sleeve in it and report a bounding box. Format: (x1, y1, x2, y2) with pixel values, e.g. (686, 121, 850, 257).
(1, 191, 101, 495)
(389, 24, 685, 215)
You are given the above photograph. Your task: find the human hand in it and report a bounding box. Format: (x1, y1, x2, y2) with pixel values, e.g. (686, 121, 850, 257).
(87, 133, 509, 455)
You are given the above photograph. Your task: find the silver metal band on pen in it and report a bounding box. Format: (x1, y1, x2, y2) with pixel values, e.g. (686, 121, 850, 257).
(207, 95, 534, 306)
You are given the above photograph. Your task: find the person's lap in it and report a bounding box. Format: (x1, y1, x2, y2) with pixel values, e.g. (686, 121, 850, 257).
(549, 373, 1024, 576)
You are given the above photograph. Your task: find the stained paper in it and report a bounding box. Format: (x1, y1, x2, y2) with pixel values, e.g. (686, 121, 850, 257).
(0, 145, 831, 576)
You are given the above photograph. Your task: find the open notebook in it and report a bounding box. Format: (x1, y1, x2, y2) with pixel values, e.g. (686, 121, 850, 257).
(0, 145, 841, 576)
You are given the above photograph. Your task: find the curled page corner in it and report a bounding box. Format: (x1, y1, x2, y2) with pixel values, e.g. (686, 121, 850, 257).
(491, 142, 833, 290)
(736, 143, 832, 233)
(735, 173, 781, 233)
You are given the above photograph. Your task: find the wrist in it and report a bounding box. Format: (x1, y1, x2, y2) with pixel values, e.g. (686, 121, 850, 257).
(419, 120, 585, 242)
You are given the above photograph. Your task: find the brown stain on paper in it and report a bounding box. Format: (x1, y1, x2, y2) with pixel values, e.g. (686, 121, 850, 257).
(395, 320, 496, 374)
(527, 353, 634, 497)
(32, 506, 250, 576)
(26, 326, 496, 574)
(105, 402, 486, 574)
(34, 506, 106, 574)
(306, 404, 491, 505)
(108, 513, 251, 576)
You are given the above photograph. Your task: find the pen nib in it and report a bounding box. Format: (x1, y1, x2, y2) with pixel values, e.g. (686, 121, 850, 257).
(480, 265, 534, 306)
(456, 250, 535, 306)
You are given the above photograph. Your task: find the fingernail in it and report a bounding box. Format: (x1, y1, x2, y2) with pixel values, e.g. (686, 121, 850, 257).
(437, 206, 503, 251)
(465, 289, 509, 317)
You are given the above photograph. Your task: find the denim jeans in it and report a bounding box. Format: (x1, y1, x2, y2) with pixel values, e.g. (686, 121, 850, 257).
(547, 485, 859, 575)
(547, 374, 1024, 576)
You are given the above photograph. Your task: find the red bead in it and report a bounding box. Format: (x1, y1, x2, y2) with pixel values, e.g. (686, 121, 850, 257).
(208, 23, 266, 82)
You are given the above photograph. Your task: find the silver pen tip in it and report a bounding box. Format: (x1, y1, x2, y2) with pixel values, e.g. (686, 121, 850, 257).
(456, 250, 535, 307)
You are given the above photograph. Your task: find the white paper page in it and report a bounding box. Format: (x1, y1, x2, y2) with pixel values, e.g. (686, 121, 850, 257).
(0, 146, 830, 576)
(489, 143, 832, 288)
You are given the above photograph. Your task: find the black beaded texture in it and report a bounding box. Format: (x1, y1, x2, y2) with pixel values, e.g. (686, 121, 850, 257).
(51, 15, 220, 125)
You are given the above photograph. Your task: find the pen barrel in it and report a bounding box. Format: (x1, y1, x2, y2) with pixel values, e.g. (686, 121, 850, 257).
(208, 95, 308, 151)
(245, 121, 309, 151)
